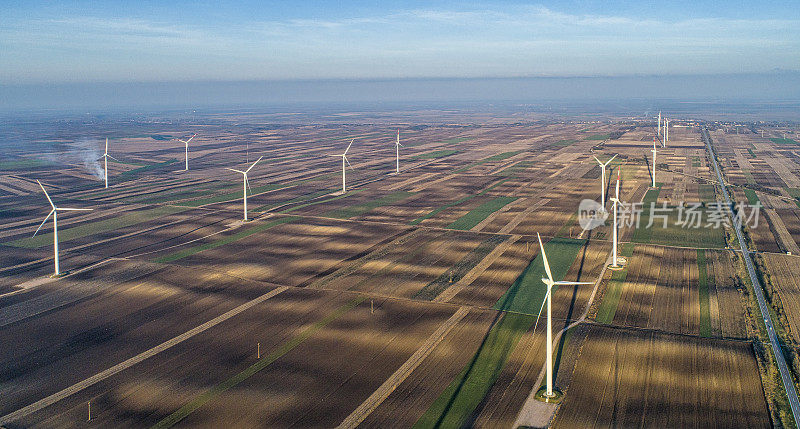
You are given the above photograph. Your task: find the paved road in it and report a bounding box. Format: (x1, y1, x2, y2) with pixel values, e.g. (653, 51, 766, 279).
(703, 127, 800, 426)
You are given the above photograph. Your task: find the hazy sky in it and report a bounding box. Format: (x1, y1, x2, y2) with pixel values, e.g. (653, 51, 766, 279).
(2, 1, 799, 83)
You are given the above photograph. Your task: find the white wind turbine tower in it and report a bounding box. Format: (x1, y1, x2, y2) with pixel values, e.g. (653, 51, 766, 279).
(609, 167, 626, 268)
(33, 180, 93, 276)
(534, 233, 593, 398)
(593, 154, 617, 209)
(100, 138, 119, 188)
(665, 119, 670, 146)
(226, 156, 263, 221)
(330, 139, 354, 193)
(651, 137, 658, 188)
(395, 129, 403, 174)
(177, 134, 196, 171)
(657, 111, 662, 137)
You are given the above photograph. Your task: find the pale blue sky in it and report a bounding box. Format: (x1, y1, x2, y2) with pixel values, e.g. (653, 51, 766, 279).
(2, 1, 799, 83)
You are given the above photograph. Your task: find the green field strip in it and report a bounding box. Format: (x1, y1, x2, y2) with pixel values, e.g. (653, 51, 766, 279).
(699, 184, 717, 202)
(744, 188, 760, 205)
(413, 235, 506, 301)
(493, 237, 586, 315)
(412, 311, 534, 429)
(412, 149, 459, 160)
(631, 187, 661, 244)
(118, 159, 180, 180)
(747, 148, 756, 158)
(743, 170, 756, 185)
(410, 178, 511, 225)
(153, 216, 298, 263)
(323, 191, 415, 219)
(697, 249, 712, 337)
(595, 243, 636, 324)
(770, 138, 799, 145)
(152, 295, 366, 429)
(453, 151, 522, 174)
(446, 196, 518, 230)
(552, 139, 578, 147)
(785, 188, 800, 200)
(403, 136, 472, 148)
(584, 133, 610, 141)
(4, 206, 188, 249)
(0, 158, 53, 170)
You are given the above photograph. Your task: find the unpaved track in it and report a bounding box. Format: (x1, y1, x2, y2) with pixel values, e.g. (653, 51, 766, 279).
(0, 286, 288, 426)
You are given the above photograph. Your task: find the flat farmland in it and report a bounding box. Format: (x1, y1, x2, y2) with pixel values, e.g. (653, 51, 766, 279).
(594, 244, 746, 338)
(552, 325, 770, 428)
(0, 259, 283, 419)
(759, 253, 800, 345)
(9, 288, 461, 428)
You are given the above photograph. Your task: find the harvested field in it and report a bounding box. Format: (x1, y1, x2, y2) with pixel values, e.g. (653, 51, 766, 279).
(552, 325, 770, 428)
(594, 245, 746, 338)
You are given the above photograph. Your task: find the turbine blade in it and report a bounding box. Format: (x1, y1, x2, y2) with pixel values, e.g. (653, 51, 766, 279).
(531, 287, 553, 335)
(605, 154, 617, 166)
(344, 139, 354, 155)
(107, 155, 119, 162)
(33, 209, 55, 237)
(345, 156, 353, 169)
(226, 168, 245, 174)
(593, 156, 602, 165)
(246, 156, 264, 173)
(245, 176, 252, 194)
(37, 180, 55, 209)
(186, 134, 196, 144)
(553, 281, 594, 285)
(105, 138, 109, 155)
(57, 207, 93, 212)
(537, 233, 553, 282)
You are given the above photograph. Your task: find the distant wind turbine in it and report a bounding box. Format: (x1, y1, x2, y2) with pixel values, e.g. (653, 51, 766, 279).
(657, 111, 662, 137)
(99, 138, 119, 188)
(395, 129, 403, 174)
(177, 134, 196, 171)
(534, 233, 593, 398)
(330, 139, 354, 193)
(227, 156, 263, 221)
(651, 137, 658, 188)
(33, 180, 93, 276)
(593, 154, 617, 209)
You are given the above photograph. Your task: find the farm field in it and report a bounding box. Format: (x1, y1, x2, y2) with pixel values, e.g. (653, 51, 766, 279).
(592, 244, 746, 338)
(0, 111, 792, 428)
(552, 324, 771, 428)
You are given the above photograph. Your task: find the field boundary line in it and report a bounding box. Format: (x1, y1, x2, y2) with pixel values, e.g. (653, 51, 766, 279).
(0, 286, 289, 426)
(336, 306, 470, 429)
(434, 235, 521, 303)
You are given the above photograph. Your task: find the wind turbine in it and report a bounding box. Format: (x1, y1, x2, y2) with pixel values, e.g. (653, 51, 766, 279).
(226, 156, 263, 221)
(609, 167, 626, 268)
(395, 129, 403, 174)
(651, 137, 657, 188)
(534, 233, 593, 398)
(665, 119, 670, 145)
(658, 111, 662, 136)
(593, 154, 617, 209)
(177, 134, 196, 171)
(330, 139, 354, 193)
(33, 180, 93, 276)
(99, 138, 118, 188)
